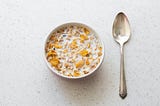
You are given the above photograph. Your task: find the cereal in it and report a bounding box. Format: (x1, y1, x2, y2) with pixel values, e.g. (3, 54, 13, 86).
(45, 25, 103, 77)
(64, 63, 70, 68)
(47, 50, 57, 58)
(86, 58, 90, 65)
(49, 58, 60, 67)
(70, 39, 78, 49)
(83, 70, 89, 74)
(53, 42, 62, 49)
(49, 36, 58, 42)
(68, 73, 73, 77)
(98, 47, 102, 51)
(80, 31, 89, 43)
(73, 70, 80, 77)
(79, 49, 89, 57)
(80, 34, 88, 39)
(98, 52, 102, 56)
(75, 60, 85, 68)
(84, 28, 90, 35)
(87, 43, 90, 48)
(63, 49, 68, 53)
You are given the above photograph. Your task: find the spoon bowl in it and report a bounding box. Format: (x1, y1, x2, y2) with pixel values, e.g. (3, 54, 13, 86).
(112, 12, 131, 45)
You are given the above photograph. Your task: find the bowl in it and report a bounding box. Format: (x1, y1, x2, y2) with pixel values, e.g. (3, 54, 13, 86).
(44, 22, 104, 79)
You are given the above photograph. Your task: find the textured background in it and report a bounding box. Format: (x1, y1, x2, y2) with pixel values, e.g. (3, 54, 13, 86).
(0, 0, 160, 106)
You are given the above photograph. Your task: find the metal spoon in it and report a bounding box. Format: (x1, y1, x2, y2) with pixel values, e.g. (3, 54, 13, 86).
(112, 12, 131, 99)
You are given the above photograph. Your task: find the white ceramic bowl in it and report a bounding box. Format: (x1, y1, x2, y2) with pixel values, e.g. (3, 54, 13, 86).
(44, 22, 104, 79)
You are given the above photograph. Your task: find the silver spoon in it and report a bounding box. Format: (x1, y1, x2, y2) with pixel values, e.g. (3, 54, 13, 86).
(112, 12, 131, 99)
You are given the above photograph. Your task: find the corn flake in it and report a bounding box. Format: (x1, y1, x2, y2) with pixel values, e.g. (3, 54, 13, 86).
(47, 50, 57, 57)
(86, 58, 90, 65)
(49, 58, 60, 67)
(73, 70, 80, 77)
(75, 60, 84, 68)
(79, 49, 89, 57)
(53, 42, 62, 49)
(80, 34, 88, 41)
(70, 39, 77, 49)
(84, 28, 90, 35)
(98, 52, 102, 56)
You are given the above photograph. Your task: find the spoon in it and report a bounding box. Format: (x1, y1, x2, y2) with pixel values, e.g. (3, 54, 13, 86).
(112, 12, 131, 99)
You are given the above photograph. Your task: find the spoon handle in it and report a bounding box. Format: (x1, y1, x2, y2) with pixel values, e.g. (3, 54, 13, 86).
(119, 45, 127, 99)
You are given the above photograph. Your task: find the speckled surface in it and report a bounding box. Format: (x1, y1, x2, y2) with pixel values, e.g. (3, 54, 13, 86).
(0, 0, 160, 106)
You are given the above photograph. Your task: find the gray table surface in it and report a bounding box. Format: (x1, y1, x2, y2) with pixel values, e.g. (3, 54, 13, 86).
(0, 0, 160, 106)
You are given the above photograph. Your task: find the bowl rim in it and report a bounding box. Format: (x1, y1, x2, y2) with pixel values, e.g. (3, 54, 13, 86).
(44, 22, 105, 79)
